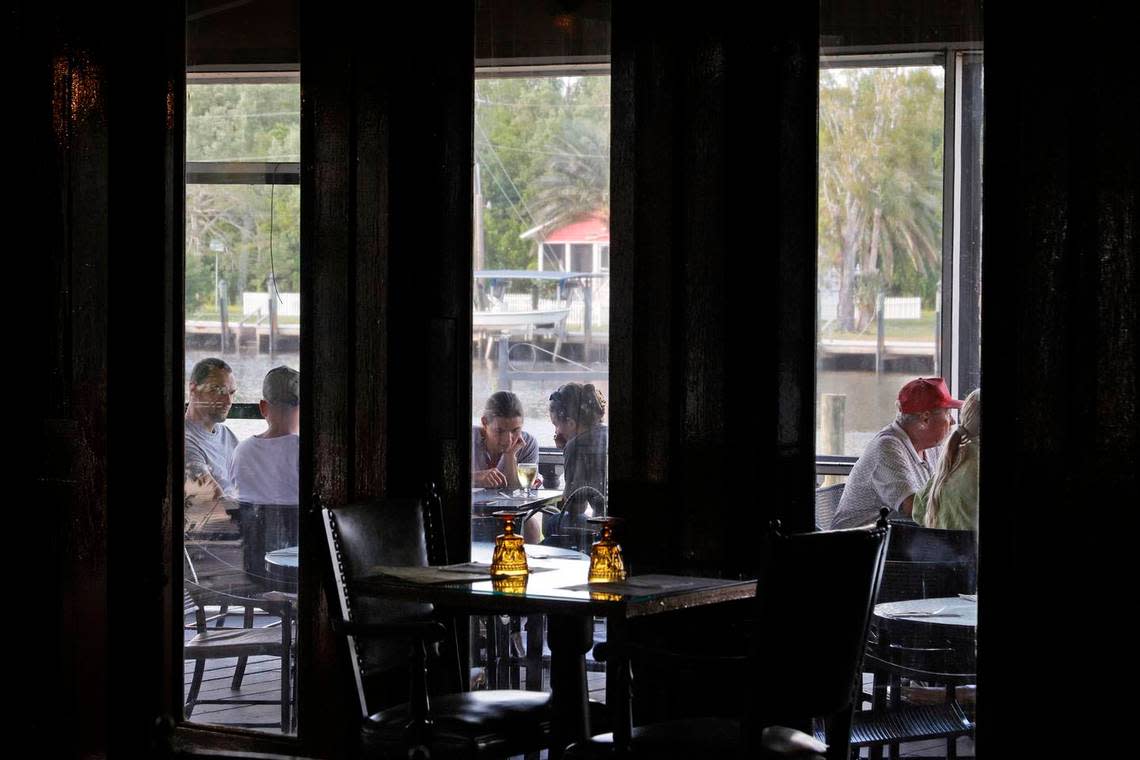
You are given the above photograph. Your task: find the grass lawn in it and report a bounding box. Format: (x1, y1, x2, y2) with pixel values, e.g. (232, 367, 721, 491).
(820, 309, 937, 342)
(187, 307, 300, 325)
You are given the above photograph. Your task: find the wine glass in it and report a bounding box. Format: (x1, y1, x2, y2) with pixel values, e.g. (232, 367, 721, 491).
(517, 462, 538, 497)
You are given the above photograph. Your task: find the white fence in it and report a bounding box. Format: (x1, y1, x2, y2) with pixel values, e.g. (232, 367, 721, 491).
(243, 292, 300, 317)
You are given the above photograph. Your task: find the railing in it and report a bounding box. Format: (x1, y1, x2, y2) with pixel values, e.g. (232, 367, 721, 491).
(495, 337, 607, 391)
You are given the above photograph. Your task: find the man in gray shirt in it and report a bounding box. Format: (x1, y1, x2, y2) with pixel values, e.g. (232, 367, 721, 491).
(831, 377, 962, 529)
(184, 357, 239, 504)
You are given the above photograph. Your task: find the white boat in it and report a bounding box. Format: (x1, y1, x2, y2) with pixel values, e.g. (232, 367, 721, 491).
(472, 308, 570, 329)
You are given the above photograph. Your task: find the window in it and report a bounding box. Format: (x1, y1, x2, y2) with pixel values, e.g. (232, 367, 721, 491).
(816, 50, 983, 473)
(183, 71, 301, 734)
(472, 70, 611, 556)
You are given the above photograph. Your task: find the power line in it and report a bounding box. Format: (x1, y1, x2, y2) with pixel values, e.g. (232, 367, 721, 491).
(475, 119, 539, 228)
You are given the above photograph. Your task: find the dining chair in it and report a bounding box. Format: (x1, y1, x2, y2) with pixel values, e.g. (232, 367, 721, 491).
(183, 550, 294, 730)
(564, 510, 891, 760)
(853, 523, 977, 759)
(322, 483, 605, 759)
(814, 483, 845, 531)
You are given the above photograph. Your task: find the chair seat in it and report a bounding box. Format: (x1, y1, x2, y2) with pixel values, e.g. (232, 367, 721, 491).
(363, 690, 607, 759)
(844, 702, 974, 747)
(563, 719, 827, 759)
(185, 626, 285, 658)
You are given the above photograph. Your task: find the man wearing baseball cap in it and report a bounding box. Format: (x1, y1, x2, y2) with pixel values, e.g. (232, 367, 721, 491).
(830, 377, 963, 529)
(230, 366, 300, 506)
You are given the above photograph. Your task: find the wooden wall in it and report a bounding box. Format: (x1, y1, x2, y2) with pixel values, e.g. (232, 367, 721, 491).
(22, 0, 1139, 756)
(980, 4, 1138, 755)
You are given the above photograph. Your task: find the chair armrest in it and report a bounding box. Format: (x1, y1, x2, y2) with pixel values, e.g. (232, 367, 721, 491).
(332, 618, 448, 644)
(185, 581, 293, 617)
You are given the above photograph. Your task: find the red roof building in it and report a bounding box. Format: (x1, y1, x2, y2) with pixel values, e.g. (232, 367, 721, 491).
(536, 215, 610, 272)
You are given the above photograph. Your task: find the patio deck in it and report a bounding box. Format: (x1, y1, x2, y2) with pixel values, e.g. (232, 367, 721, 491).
(184, 614, 974, 756)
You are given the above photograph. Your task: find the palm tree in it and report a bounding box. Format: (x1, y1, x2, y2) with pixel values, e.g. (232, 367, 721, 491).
(819, 67, 944, 331)
(529, 120, 610, 233)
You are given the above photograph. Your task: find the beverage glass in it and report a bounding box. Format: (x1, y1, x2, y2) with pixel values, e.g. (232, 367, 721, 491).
(517, 463, 538, 497)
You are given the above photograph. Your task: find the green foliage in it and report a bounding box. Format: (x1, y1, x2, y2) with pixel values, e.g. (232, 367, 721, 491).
(475, 76, 610, 274)
(186, 84, 300, 311)
(819, 67, 944, 328)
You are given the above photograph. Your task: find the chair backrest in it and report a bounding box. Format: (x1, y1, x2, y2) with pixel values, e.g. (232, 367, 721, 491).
(322, 488, 450, 718)
(814, 483, 845, 530)
(750, 518, 890, 731)
(878, 522, 976, 603)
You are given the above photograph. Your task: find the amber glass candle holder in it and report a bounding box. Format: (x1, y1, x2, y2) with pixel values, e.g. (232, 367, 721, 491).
(492, 574, 529, 594)
(490, 510, 530, 577)
(587, 517, 627, 583)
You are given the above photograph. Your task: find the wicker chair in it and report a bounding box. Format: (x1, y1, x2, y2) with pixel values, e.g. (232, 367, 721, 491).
(814, 483, 845, 530)
(851, 523, 977, 759)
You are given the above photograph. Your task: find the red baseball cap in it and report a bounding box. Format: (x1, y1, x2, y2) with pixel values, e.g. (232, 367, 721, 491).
(897, 377, 964, 414)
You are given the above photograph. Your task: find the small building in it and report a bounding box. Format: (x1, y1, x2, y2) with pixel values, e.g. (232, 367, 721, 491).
(532, 215, 609, 273)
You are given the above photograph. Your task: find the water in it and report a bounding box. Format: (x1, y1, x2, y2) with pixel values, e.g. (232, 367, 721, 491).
(472, 359, 611, 448)
(818, 370, 917, 456)
(187, 348, 912, 456)
(186, 349, 296, 442)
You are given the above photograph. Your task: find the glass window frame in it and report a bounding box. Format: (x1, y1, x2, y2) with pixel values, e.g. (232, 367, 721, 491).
(815, 43, 984, 475)
(181, 67, 302, 734)
(470, 61, 613, 506)
(185, 68, 301, 424)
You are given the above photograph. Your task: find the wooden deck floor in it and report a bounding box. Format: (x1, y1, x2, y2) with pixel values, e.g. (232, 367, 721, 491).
(184, 616, 974, 757)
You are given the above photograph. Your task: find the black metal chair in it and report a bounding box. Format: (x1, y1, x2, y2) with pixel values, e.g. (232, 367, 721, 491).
(183, 550, 294, 730)
(564, 511, 891, 760)
(814, 483, 845, 531)
(322, 484, 604, 759)
(852, 523, 977, 759)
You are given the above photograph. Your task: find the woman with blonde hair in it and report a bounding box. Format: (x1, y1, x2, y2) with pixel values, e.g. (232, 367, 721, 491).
(912, 388, 981, 531)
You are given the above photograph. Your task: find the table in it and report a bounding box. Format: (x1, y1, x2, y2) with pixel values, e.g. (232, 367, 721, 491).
(872, 595, 976, 669)
(264, 545, 298, 587)
(869, 597, 977, 755)
(873, 596, 977, 630)
(352, 556, 755, 756)
(471, 487, 564, 541)
(469, 542, 589, 690)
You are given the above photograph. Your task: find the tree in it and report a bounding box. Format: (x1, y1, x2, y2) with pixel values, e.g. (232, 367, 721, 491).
(185, 83, 301, 313)
(529, 119, 609, 232)
(475, 75, 610, 272)
(819, 67, 944, 331)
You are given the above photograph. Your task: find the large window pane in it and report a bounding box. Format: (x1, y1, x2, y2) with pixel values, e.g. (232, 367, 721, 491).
(183, 79, 300, 734)
(472, 72, 610, 537)
(470, 69, 611, 695)
(816, 64, 945, 458)
(187, 83, 300, 163)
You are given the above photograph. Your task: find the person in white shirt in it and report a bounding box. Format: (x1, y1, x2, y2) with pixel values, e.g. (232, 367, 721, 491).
(830, 377, 962, 529)
(231, 366, 300, 505)
(184, 357, 240, 505)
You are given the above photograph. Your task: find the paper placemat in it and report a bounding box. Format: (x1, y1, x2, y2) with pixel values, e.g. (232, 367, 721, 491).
(558, 574, 730, 595)
(366, 563, 556, 585)
(366, 565, 493, 584)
